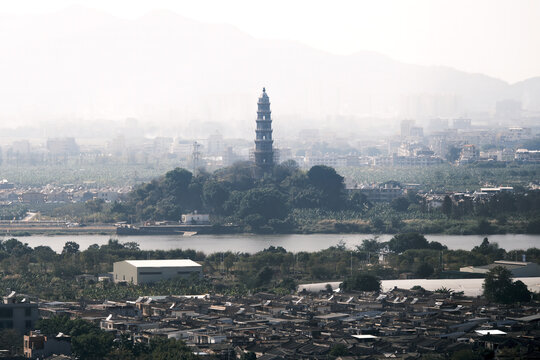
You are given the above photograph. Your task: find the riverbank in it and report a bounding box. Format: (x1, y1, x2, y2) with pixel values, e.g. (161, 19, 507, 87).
(0, 219, 537, 237)
(290, 211, 539, 235)
(7, 233, 540, 253)
(0, 225, 115, 236)
(298, 220, 539, 235)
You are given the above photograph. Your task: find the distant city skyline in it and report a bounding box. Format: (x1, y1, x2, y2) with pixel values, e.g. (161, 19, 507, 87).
(1, 0, 539, 83)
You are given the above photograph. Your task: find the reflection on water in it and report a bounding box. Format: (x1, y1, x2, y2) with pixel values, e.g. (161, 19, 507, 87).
(5, 233, 539, 253)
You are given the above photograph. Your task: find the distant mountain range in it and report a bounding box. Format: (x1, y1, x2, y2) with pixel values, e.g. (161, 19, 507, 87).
(0, 6, 538, 137)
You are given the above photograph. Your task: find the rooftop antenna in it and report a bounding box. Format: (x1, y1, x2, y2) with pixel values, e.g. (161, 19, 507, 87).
(192, 141, 202, 174)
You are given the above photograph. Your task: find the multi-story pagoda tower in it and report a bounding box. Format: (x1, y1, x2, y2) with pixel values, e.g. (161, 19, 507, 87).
(254, 87, 274, 176)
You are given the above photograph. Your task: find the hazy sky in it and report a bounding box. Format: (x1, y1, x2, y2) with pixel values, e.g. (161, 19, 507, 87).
(1, 0, 539, 83)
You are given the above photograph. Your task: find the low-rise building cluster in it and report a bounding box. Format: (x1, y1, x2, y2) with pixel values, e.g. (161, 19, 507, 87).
(26, 288, 540, 359)
(347, 181, 518, 206)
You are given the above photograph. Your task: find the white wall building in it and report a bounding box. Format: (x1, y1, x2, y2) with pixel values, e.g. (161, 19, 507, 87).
(460, 260, 540, 277)
(113, 259, 202, 285)
(96, 189, 120, 202)
(181, 213, 210, 225)
(515, 149, 540, 162)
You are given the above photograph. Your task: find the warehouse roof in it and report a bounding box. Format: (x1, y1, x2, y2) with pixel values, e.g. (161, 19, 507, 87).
(123, 259, 201, 268)
(352, 334, 379, 340)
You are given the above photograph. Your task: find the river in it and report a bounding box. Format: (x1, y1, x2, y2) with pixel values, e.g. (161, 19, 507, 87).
(3, 233, 539, 253)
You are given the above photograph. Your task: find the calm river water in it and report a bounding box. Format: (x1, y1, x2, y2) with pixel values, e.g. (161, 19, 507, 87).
(4, 233, 539, 253)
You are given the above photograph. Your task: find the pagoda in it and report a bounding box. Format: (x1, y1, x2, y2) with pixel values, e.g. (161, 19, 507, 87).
(254, 87, 274, 176)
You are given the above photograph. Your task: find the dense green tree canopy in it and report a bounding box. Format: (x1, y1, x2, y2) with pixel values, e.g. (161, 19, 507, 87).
(2, 238, 32, 256)
(79, 160, 540, 235)
(307, 165, 345, 209)
(341, 273, 381, 292)
(109, 162, 355, 232)
(483, 266, 531, 304)
(33, 245, 57, 262)
(391, 197, 410, 212)
(472, 238, 505, 261)
(238, 187, 288, 221)
(0, 329, 22, 355)
(415, 262, 435, 278)
(388, 233, 447, 253)
(202, 180, 229, 214)
(62, 241, 80, 255)
(357, 238, 381, 253)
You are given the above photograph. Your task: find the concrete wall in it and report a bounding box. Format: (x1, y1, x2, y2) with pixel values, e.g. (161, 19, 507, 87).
(182, 214, 210, 224)
(0, 303, 38, 333)
(113, 261, 138, 284)
(459, 266, 487, 274)
(136, 266, 201, 284)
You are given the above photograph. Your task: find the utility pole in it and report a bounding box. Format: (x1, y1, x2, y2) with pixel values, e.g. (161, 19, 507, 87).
(192, 141, 201, 174)
(350, 251, 353, 276)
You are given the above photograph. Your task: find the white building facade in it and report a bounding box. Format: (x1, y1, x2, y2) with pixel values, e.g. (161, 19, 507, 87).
(113, 259, 202, 285)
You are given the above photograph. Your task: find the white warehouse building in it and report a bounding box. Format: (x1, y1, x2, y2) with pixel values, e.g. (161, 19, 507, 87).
(113, 259, 202, 285)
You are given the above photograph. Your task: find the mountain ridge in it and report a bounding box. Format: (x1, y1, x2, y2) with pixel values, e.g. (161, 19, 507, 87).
(0, 6, 537, 136)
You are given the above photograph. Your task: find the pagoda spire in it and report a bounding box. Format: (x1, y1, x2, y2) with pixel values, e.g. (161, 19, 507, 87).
(254, 87, 274, 176)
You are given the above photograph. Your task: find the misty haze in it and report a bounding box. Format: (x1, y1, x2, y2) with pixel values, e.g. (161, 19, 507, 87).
(1, 6, 539, 140)
(0, 1, 538, 359)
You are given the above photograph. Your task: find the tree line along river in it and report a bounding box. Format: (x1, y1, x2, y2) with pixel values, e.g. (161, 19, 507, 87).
(4, 233, 539, 254)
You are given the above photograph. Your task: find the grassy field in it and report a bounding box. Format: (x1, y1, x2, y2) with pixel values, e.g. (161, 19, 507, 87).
(0, 162, 181, 187)
(339, 163, 539, 192)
